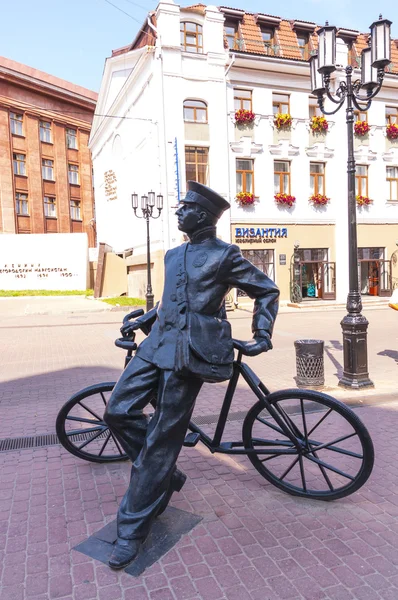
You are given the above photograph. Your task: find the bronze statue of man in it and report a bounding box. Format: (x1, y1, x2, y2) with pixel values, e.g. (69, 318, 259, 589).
(104, 181, 279, 569)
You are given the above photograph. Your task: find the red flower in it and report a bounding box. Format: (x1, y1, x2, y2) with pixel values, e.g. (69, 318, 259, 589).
(275, 192, 295, 207)
(274, 113, 292, 129)
(354, 120, 370, 136)
(386, 123, 398, 140)
(235, 109, 255, 125)
(356, 195, 372, 206)
(310, 116, 329, 133)
(309, 193, 330, 206)
(236, 192, 255, 205)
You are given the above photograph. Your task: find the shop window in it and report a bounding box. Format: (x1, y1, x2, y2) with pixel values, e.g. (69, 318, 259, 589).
(66, 128, 78, 149)
(180, 22, 203, 53)
(234, 89, 252, 111)
(386, 106, 398, 125)
(358, 247, 384, 260)
(355, 165, 368, 196)
(185, 146, 209, 188)
(225, 20, 241, 50)
(42, 159, 54, 181)
(354, 110, 368, 122)
(310, 163, 325, 195)
(297, 32, 310, 60)
(44, 196, 57, 218)
(13, 153, 26, 176)
(70, 199, 81, 221)
(309, 98, 322, 118)
(387, 166, 398, 201)
(272, 93, 290, 115)
(68, 163, 79, 185)
(16, 192, 29, 216)
(260, 27, 275, 54)
(40, 121, 52, 143)
(238, 250, 275, 297)
(274, 161, 290, 194)
(10, 112, 23, 136)
(183, 99, 208, 123)
(298, 249, 328, 262)
(236, 159, 254, 194)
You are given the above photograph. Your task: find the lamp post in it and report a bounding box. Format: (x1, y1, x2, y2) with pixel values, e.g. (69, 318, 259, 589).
(310, 15, 392, 388)
(131, 191, 164, 311)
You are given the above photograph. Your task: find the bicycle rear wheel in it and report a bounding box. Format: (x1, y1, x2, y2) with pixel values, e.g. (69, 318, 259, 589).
(242, 389, 374, 500)
(56, 382, 129, 463)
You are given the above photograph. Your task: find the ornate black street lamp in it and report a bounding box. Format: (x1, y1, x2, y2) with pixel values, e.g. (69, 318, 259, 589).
(310, 15, 392, 389)
(131, 191, 163, 311)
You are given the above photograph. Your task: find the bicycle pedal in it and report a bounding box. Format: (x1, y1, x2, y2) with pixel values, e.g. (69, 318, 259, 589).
(183, 432, 201, 447)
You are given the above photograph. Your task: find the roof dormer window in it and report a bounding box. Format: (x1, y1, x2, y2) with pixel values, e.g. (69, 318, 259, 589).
(180, 22, 203, 54)
(225, 20, 241, 50)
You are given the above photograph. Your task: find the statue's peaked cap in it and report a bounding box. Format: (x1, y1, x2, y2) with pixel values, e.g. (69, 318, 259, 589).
(183, 181, 230, 217)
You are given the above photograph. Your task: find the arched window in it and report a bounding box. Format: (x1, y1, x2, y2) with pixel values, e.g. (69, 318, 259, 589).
(183, 99, 208, 123)
(180, 22, 203, 53)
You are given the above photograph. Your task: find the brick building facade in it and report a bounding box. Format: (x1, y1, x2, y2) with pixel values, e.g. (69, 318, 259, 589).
(0, 56, 97, 246)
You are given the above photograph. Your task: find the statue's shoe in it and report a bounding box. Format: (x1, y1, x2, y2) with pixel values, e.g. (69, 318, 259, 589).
(156, 468, 187, 517)
(109, 538, 143, 570)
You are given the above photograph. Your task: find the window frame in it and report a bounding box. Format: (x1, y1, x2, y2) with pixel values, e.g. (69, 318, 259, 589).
(310, 162, 326, 196)
(354, 110, 368, 122)
(44, 196, 57, 218)
(185, 146, 209, 188)
(386, 106, 398, 125)
(224, 20, 241, 50)
(387, 166, 398, 202)
(260, 26, 274, 53)
(355, 164, 368, 197)
(296, 32, 310, 60)
(40, 121, 52, 143)
(183, 99, 208, 123)
(68, 163, 80, 185)
(16, 192, 29, 216)
(42, 158, 54, 181)
(309, 99, 322, 118)
(66, 127, 78, 149)
(236, 158, 254, 195)
(13, 153, 26, 176)
(274, 160, 291, 194)
(70, 199, 82, 221)
(180, 21, 203, 54)
(10, 112, 23, 136)
(272, 93, 290, 115)
(234, 89, 252, 112)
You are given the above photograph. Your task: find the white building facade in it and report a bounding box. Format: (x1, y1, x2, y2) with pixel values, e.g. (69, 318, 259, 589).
(90, 1, 398, 303)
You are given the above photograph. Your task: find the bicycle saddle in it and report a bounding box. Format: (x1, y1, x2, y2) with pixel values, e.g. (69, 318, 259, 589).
(115, 338, 137, 351)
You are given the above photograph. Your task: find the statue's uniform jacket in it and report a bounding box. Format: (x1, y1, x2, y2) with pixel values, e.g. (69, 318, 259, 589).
(104, 229, 279, 541)
(136, 234, 280, 367)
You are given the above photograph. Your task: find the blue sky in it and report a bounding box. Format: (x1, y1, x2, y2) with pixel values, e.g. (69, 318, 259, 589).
(1, 0, 397, 92)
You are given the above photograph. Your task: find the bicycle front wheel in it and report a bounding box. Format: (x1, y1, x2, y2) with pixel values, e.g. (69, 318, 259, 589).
(242, 389, 374, 500)
(56, 382, 129, 463)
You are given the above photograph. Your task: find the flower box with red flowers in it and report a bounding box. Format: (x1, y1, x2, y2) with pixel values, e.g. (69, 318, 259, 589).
(310, 116, 328, 133)
(356, 195, 373, 206)
(309, 193, 330, 206)
(235, 109, 255, 125)
(386, 123, 398, 141)
(236, 192, 255, 206)
(274, 113, 292, 130)
(275, 192, 295, 207)
(354, 120, 370, 137)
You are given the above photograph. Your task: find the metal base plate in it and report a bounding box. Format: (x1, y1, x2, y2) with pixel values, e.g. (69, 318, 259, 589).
(73, 507, 202, 576)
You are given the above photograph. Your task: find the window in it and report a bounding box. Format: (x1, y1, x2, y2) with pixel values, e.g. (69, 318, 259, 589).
(354, 110, 368, 122)
(180, 22, 203, 53)
(347, 43, 358, 68)
(309, 98, 322, 118)
(274, 161, 290, 194)
(310, 163, 325, 195)
(16, 192, 28, 216)
(10, 112, 23, 135)
(297, 33, 310, 60)
(260, 27, 274, 54)
(66, 128, 78, 149)
(68, 163, 79, 185)
(183, 100, 208, 123)
(387, 166, 398, 201)
(355, 165, 368, 196)
(236, 159, 254, 194)
(40, 121, 52, 143)
(298, 249, 328, 262)
(70, 199, 81, 221)
(13, 153, 26, 176)
(224, 21, 240, 50)
(386, 106, 398, 125)
(42, 159, 54, 180)
(234, 89, 252, 111)
(44, 196, 57, 218)
(272, 93, 290, 115)
(185, 147, 209, 187)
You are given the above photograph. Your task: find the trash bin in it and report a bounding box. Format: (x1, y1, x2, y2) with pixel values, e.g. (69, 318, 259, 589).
(294, 339, 324, 387)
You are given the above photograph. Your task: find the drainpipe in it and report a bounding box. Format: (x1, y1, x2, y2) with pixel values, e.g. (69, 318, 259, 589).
(224, 54, 236, 247)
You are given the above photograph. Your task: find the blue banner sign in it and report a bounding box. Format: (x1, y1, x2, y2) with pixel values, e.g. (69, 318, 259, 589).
(234, 227, 288, 244)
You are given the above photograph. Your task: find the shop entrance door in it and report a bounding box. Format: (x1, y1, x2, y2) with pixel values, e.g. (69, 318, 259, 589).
(357, 247, 391, 297)
(297, 249, 335, 300)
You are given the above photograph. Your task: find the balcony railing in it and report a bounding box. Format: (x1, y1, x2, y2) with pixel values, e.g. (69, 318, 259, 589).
(230, 38, 317, 60)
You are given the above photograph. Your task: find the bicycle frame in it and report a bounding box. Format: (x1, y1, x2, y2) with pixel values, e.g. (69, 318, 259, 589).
(187, 351, 302, 456)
